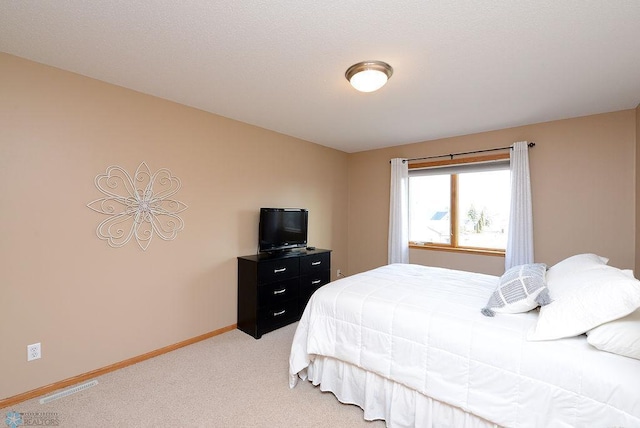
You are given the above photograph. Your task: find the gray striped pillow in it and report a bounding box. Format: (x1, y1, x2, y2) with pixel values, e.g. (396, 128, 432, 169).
(482, 263, 550, 317)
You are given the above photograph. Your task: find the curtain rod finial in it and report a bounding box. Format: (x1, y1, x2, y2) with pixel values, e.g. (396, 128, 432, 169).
(528, 142, 535, 148)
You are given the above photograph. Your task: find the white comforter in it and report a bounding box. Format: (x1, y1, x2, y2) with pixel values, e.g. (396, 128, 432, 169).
(289, 264, 640, 427)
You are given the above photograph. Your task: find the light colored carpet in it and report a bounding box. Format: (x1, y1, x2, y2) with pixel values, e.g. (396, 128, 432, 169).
(3, 323, 385, 427)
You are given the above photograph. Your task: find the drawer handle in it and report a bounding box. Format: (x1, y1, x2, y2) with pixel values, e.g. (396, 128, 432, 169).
(273, 310, 286, 317)
(273, 288, 286, 295)
(274, 267, 287, 273)
(311, 280, 321, 285)
(311, 261, 321, 266)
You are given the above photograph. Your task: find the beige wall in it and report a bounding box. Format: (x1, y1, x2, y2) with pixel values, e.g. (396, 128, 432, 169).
(636, 103, 640, 275)
(348, 110, 636, 276)
(0, 53, 349, 399)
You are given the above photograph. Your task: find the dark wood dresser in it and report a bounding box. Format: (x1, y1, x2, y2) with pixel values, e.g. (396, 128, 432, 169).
(237, 249, 331, 339)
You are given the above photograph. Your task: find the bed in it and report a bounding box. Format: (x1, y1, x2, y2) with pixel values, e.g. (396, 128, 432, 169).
(288, 260, 640, 427)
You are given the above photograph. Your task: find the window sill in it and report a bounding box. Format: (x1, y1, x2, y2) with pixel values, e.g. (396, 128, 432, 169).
(409, 243, 505, 257)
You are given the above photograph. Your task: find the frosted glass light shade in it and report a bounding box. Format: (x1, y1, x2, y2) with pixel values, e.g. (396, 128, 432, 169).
(345, 61, 393, 93)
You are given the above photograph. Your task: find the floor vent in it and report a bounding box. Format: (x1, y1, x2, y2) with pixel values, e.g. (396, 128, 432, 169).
(39, 380, 98, 404)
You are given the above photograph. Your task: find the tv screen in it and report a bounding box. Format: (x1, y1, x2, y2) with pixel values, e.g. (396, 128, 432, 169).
(259, 208, 308, 253)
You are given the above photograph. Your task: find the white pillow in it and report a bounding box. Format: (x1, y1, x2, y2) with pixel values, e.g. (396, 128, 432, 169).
(586, 309, 640, 360)
(545, 253, 608, 284)
(586, 269, 640, 360)
(481, 263, 549, 317)
(528, 264, 640, 341)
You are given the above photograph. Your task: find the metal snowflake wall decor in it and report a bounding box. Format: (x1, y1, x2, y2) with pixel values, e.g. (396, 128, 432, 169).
(87, 162, 188, 250)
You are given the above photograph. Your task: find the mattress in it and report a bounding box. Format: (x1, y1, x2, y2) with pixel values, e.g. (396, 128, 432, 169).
(289, 263, 640, 427)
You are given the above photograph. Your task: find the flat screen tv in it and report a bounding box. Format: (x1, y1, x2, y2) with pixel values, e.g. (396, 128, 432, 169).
(259, 208, 308, 253)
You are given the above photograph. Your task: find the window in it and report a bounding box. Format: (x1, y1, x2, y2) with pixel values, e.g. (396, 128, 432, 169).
(408, 155, 510, 254)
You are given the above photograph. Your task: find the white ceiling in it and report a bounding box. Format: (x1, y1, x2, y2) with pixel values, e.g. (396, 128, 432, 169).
(1, 1, 639, 153)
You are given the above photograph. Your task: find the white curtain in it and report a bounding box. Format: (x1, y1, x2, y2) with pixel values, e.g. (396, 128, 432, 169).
(388, 158, 409, 264)
(505, 141, 534, 270)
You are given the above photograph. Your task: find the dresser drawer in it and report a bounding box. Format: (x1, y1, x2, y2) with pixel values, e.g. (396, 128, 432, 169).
(300, 270, 330, 293)
(300, 252, 330, 275)
(259, 278, 299, 306)
(299, 270, 330, 313)
(259, 298, 299, 333)
(257, 257, 299, 284)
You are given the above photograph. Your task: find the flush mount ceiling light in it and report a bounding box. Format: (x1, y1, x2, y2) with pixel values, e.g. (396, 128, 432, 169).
(345, 60, 393, 93)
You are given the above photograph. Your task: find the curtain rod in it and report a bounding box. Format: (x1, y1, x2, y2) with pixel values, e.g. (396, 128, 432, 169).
(399, 142, 535, 163)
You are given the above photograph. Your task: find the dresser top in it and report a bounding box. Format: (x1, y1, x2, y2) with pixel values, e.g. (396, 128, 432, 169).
(238, 248, 331, 263)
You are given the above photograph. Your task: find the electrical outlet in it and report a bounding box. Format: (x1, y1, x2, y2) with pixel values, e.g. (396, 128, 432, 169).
(337, 269, 343, 278)
(27, 343, 41, 361)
